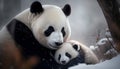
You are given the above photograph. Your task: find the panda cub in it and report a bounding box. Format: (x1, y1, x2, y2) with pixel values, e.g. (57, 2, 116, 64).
(55, 40, 99, 65)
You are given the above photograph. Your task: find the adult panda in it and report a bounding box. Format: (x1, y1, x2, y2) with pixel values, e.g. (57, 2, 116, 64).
(54, 40, 99, 69)
(0, 1, 71, 69)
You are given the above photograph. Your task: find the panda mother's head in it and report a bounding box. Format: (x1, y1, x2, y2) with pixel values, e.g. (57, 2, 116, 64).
(28, 1, 71, 49)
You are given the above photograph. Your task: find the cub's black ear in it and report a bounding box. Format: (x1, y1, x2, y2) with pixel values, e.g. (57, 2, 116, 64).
(73, 44, 78, 51)
(62, 4, 71, 16)
(30, 1, 44, 14)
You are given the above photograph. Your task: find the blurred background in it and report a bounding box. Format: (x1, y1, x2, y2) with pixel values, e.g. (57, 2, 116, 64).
(0, 0, 107, 46)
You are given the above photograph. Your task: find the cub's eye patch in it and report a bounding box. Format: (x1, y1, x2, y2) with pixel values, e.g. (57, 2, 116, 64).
(58, 54, 61, 61)
(65, 52, 71, 58)
(73, 44, 78, 51)
(44, 26, 54, 37)
(61, 27, 66, 37)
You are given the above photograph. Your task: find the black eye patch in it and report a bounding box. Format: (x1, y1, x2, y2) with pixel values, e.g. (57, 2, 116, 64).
(58, 54, 61, 61)
(44, 26, 54, 37)
(61, 27, 66, 37)
(65, 52, 71, 58)
(73, 44, 78, 51)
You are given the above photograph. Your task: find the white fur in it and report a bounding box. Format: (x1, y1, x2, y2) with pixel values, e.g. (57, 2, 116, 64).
(55, 40, 99, 65)
(14, 5, 71, 49)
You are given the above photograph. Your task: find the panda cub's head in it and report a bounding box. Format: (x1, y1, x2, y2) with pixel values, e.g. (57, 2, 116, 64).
(54, 40, 81, 65)
(15, 1, 71, 49)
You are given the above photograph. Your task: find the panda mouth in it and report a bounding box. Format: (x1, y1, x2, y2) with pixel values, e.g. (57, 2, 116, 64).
(48, 44, 58, 49)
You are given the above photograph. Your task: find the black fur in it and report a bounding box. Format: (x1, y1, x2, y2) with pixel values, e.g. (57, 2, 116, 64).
(58, 54, 61, 61)
(73, 44, 78, 51)
(30, 1, 44, 14)
(61, 27, 66, 37)
(7, 19, 56, 69)
(62, 4, 71, 16)
(44, 26, 55, 37)
(65, 52, 71, 59)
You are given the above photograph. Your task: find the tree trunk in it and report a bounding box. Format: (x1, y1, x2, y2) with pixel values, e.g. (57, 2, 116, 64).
(97, 0, 120, 53)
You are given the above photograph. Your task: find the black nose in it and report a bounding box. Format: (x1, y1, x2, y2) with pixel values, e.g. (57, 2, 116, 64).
(55, 42, 62, 46)
(61, 61, 66, 64)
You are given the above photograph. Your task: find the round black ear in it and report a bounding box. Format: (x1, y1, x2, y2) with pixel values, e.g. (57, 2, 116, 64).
(30, 1, 44, 14)
(73, 44, 78, 51)
(62, 4, 71, 16)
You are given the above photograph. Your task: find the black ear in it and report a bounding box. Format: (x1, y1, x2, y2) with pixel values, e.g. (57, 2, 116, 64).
(62, 4, 71, 16)
(30, 1, 44, 14)
(73, 44, 78, 51)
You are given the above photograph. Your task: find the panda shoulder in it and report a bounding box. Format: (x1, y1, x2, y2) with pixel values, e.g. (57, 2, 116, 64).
(14, 9, 31, 25)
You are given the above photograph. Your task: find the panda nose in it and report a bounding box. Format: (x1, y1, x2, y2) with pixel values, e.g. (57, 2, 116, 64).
(61, 61, 66, 64)
(55, 42, 62, 46)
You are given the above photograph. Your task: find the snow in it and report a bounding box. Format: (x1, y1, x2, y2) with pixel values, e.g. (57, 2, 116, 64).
(89, 45, 95, 50)
(69, 55, 120, 69)
(89, 45, 98, 50)
(105, 28, 112, 38)
(96, 38, 113, 46)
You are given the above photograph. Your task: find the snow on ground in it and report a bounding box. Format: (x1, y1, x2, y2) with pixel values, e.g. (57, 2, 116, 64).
(69, 55, 120, 69)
